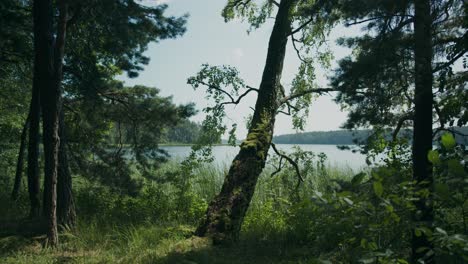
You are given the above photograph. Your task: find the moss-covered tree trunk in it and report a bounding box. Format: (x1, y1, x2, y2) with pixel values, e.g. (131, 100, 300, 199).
(412, 0, 434, 261)
(195, 0, 294, 243)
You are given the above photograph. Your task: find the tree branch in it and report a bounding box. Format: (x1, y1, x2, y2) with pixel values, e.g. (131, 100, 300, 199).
(433, 49, 467, 73)
(288, 0, 327, 36)
(291, 36, 308, 63)
(268, 0, 279, 7)
(220, 87, 259, 107)
(271, 143, 304, 184)
(270, 156, 283, 177)
(197, 80, 259, 107)
(433, 101, 445, 129)
(392, 112, 413, 141)
(280, 88, 337, 104)
(434, 127, 468, 139)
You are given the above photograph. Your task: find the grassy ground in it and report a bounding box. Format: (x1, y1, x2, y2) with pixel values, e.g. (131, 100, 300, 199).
(0, 161, 355, 264)
(0, 222, 322, 264)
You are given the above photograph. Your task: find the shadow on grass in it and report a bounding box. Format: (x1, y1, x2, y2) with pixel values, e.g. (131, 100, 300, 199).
(157, 236, 319, 264)
(0, 218, 47, 257)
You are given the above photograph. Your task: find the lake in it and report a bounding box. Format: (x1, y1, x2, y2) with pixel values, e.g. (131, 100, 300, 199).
(161, 144, 367, 171)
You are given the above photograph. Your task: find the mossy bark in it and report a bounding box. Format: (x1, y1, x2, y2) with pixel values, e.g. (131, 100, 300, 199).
(195, 0, 294, 243)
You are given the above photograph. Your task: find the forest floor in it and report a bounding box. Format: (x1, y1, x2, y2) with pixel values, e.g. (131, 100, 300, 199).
(0, 162, 353, 263)
(0, 223, 320, 264)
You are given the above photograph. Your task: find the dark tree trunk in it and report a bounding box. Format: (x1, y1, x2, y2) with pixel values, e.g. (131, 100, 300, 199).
(412, 0, 434, 261)
(195, 0, 294, 244)
(26, 83, 41, 218)
(29, 0, 56, 219)
(36, 0, 68, 247)
(57, 109, 76, 227)
(11, 113, 31, 200)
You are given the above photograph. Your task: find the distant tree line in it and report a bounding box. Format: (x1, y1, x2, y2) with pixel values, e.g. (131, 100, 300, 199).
(273, 127, 468, 145)
(273, 130, 371, 145)
(161, 120, 202, 144)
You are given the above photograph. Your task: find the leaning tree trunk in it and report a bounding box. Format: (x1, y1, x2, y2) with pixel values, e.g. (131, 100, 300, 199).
(412, 0, 434, 262)
(57, 109, 76, 227)
(195, 0, 294, 243)
(11, 113, 30, 200)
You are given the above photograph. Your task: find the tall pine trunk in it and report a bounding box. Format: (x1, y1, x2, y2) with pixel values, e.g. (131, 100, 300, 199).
(57, 109, 76, 227)
(37, 0, 68, 247)
(195, 0, 294, 243)
(11, 113, 30, 200)
(412, 0, 434, 261)
(30, 0, 56, 220)
(26, 87, 41, 219)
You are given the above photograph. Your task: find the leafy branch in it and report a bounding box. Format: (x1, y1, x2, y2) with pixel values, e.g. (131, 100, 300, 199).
(270, 143, 304, 188)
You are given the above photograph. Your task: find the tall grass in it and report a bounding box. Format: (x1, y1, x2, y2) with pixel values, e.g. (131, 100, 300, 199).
(0, 161, 365, 263)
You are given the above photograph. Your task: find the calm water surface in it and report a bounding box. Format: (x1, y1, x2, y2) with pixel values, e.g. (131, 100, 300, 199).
(161, 144, 367, 171)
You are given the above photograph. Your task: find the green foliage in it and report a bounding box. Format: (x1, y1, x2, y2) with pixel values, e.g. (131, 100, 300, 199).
(186, 64, 253, 165)
(2, 145, 468, 262)
(187, 64, 247, 146)
(274, 129, 371, 144)
(441, 133, 456, 150)
(222, 0, 275, 32)
(332, 0, 466, 136)
(65, 84, 195, 194)
(161, 120, 202, 144)
(0, 0, 31, 72)
(431, 133, 468, 261)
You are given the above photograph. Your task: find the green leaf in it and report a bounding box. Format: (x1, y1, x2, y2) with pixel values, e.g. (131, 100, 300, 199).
(441, 133, 456, 149)
(416, 247, 429, 253)
(415, 228, 422, 237)
(343, 197, 354, 206)
(360, 238, 367, 248)
(373, 181, 384, 197)
(434, 183, 450, 200)
(427, 150, 440, 165)
(447, 159, 465, 177)
(435, 227, 448, 236)
(351, 172, 366, 185)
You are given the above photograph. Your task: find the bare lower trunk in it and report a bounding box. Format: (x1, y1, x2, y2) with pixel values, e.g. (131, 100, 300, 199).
(27, 89, 41, 219)
(12, 113, 30, 200)
(36, 0, 68, 247)
(195, 0, 293, 243)
(412, 0, 434, 262)
(28, 0, 47, 218)
(57, 109, 76, 227)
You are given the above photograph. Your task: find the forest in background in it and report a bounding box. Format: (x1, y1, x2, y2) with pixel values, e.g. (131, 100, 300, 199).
(273, 127, 468, 145)
(0, 0, 467, 263)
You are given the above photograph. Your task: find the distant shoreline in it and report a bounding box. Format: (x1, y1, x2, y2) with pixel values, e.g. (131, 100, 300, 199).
(160, 143, 357, 147)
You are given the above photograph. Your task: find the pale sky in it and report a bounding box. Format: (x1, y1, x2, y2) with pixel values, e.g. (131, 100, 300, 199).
(122, 0, 358, 138)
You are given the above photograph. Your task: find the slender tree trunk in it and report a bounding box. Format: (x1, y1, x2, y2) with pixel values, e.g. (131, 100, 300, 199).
(27, 84, 41, 218)
(195, 0, 294, 244)
(57, 109, 76, 227)
(36, 0, 68, 247)
(11, 113, 31, 200)
(30, 0, 56, 219)
(412, 0, 434, 262)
